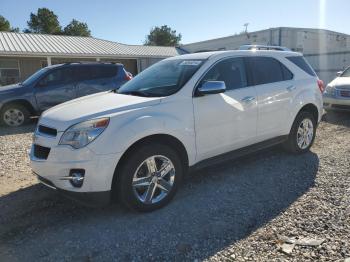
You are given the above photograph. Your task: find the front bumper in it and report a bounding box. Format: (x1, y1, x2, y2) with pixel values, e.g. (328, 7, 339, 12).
(323, 92, 350, 110)
(30, 132, 122, 206)
(36, 173, 111, 206)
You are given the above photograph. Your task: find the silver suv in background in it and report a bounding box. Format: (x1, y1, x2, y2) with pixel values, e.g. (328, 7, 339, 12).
(324, 67, 350, 111)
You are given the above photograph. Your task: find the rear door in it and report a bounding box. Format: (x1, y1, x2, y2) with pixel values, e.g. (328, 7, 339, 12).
(34, 67, 76, 111)
(246, 56, 294, 140)
(193, 57, 258, 161)
(75, 65, 120, 97)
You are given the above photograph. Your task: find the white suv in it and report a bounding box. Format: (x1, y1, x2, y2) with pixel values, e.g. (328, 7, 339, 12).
(30, 48, 324, 212)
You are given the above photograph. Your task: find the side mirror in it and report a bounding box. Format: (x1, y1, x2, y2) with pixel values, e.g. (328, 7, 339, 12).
(197, 81, 226, 96)
(336, 71, 343, 77)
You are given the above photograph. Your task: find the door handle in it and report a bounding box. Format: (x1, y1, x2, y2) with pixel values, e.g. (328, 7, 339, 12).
(286, 85, 296, 92)
(241, 96, 256, 103)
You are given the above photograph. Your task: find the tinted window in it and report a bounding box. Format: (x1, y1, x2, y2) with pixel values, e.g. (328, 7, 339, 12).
(201, 57, 248, 90)
(281, 63, 293, 80)
(73, 66, 91, 81)
(91, 65, 119, 79)
(72, 65, 118, 81)
(22, 67, 49, 86)
(40, 68, 73, 86)
(286, 56, 316, 76)
(248, 57, 285, 85)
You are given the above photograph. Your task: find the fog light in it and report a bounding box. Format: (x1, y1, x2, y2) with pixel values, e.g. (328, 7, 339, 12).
(64, 169, 85, 188)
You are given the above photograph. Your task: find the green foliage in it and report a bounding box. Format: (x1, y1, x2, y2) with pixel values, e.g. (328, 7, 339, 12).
(10, 27, 20, 33)
(0, 15, 20, 32)
(0, 15, 10, 31)
(26, 8, 61, 34)
(63, 19, 91, 37)
(144, 25, 182, 46)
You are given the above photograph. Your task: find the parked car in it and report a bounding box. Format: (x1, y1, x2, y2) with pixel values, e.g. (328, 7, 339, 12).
(30, 47, 323, 212)
(0, 62, 132, 127)
(323, 67, 350, 111)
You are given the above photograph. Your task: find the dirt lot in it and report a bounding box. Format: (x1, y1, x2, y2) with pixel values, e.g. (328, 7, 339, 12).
(0, 112, 349, 261)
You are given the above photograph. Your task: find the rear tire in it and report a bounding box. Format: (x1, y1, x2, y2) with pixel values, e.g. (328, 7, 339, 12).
(0, 104, 30, 127)
(117, 143, 183, 212)
(283, 111, 316, 154)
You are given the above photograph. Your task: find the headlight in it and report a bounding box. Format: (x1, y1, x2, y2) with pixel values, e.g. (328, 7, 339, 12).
(59, 118, 110, 149)
(325, 85, 335, 95)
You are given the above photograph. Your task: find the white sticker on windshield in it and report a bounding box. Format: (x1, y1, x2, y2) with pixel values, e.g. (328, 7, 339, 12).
(180, 60, 202, 66)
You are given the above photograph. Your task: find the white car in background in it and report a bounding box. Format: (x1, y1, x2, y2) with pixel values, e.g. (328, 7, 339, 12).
(30, 46, 324, 212)
(323, 67, 350, 111)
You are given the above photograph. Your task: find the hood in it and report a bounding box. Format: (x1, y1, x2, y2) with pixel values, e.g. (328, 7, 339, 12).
(0, 83, 23, 94)
(40, 91, 162, 131)
(329, 77, 350, 90)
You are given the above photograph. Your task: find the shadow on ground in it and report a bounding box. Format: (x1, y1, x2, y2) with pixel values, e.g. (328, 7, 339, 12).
(0, 121, 36, 136)
(0, 147, 319, 261)
(322, 110, 350, 127)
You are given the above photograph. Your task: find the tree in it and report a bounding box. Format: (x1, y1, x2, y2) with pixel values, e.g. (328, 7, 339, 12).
(144, 25, 181, 46)
(0, 15, 19, 32)
(63, 19, 91, 37)
(0, 15, 10, 31)
(26, 8, 61, 34)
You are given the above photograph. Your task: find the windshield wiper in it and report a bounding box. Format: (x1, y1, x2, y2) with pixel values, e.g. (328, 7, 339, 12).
(117, 90, 152, 97)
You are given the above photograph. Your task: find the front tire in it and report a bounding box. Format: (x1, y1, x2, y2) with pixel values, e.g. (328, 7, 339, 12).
(283, 111, 317, 154)
(117, 143, 183, 212)
(0, 104, 30, 127)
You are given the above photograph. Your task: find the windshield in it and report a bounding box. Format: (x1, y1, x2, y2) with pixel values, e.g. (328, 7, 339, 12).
(118, 59, 204, 97)
(341, 67, 350, 77)
(22, 67, 49, 86)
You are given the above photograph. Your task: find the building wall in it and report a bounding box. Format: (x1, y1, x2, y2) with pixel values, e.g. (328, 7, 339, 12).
(139, 58, 163, 71)
(0, 56, 44, 85)
(182, 28, 281, 53)
(19, 57, 45, 80)
(305, 51, 350, 84)
(182, 27, 350, 84)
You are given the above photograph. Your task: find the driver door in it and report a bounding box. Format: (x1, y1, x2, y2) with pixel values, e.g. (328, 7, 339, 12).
(193, 57, 258, 162)
(34, 67, 77, 111)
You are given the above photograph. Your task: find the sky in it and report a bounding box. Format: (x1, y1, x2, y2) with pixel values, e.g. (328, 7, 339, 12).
(1, 0, 349, 45)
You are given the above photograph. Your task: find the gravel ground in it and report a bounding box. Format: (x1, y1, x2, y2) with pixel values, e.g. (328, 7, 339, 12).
(0, 112, 349, 261)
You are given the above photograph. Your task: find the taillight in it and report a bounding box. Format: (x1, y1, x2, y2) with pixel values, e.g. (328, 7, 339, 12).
(124, 72, 133, 81)
(317, 79, 325, 93)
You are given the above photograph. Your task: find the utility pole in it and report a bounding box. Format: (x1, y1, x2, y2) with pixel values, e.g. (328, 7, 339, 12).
(243, 23, 249, 33)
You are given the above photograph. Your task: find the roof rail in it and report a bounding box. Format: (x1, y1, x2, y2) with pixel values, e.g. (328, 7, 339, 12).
(62, 61, 122, 65)
(239, 45, 291, 51)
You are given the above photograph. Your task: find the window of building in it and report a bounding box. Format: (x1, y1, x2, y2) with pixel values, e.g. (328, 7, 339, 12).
(0, 60, 20, 86)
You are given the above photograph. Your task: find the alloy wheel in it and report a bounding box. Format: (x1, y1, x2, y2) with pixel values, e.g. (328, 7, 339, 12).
(132, 155, 175, 205)
(296, 118, 314, 149)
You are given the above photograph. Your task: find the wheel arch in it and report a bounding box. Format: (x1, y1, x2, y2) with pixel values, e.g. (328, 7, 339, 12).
(298, 103, 319, 123)
(1, 99, 36, 115)
(111, 133, 189, 196)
